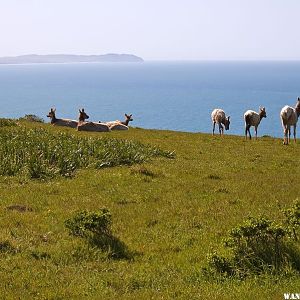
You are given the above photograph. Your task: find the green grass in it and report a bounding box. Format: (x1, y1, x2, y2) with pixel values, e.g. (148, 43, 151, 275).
(0, 121, 300, 299)
(0, 127, 174, 178)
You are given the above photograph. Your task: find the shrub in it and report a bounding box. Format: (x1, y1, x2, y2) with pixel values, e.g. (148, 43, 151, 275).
(0, 118, 17, 127)
(19, 114, 44, 123)
(65, 209, 130, 259)
(65, 209, 112, 238)
(283, 199, 300, 241)
(204, 215, 300, 279)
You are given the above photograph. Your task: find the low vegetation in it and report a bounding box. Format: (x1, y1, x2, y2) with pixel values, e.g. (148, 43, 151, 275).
(204, 207, 300, 279)
(65, 209, 131, 259)
(0, 127, 174, 179)
(18, 114, 44, 123)
(0, 120, 300, 299)
(0, 118, 17, 127)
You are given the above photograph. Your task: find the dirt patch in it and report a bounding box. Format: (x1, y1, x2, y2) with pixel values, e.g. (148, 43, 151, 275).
(6, 204, 33, 212)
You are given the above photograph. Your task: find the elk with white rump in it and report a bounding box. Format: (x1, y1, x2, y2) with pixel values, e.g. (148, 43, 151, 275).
(47, 108, 87, 128)
(280, 98, 300, 145)
(77, 108, 110, 132)
(244, 106, 267, 140)
(211, 109, 230, 135)
(103, 114, 133, 131)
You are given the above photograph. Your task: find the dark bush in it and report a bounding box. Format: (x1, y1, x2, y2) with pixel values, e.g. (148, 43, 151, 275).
(0, 118, 17, 127)
(19, 114, 44, 123)
(283, 199, 300, 241)
(204, 214, 300, 279)
(65, 209, 112, 238)
(65, 209, 131, 259)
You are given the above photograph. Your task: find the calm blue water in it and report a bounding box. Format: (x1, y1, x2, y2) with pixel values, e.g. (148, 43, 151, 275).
(0, 61, 300, 137)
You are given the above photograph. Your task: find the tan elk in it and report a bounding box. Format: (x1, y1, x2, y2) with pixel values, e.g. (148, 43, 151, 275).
(77, 108, 110, 132)
(244, 107, 267, 140)
(211, 109, 230, 135)
(103, 114, 133, 131)
(47, 108, 83, 128)
(280, 98, 300, 145)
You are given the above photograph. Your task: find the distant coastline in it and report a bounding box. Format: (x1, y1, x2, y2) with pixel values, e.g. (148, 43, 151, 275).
(0, 53, 144, 64)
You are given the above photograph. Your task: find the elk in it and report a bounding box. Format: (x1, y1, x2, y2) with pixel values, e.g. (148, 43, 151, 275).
(211, 109, 230, 135)
(244, 107, 267, 140)
(78, 108, 89, 123)
(77, 108, 110, 132)
(47, 108, 80, 128)
(280, 98, 300, 145)
(101, 114, 133, 131)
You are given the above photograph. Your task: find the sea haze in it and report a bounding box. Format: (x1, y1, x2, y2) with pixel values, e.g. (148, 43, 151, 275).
(0, 61, 299, 137)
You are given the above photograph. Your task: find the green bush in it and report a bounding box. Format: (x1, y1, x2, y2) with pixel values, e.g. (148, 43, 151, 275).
(204, 214, 300, 279)
(283, 199, 300, 241)
(19, 114, 44, 123)
(0, 118, 17, 127)
(65, 209, 131, 259)
(65, 209, 112, 238)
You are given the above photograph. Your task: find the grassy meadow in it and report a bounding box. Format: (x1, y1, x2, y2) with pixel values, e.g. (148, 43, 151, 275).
(0, 119, 300, 299)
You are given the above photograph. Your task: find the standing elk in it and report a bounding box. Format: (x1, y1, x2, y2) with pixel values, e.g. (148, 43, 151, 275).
(244, 107, 267, 140)
(211, 109, 230, 135)
(280, 98, 300, 145)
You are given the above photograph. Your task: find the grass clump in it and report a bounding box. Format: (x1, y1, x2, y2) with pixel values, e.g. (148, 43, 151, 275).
(0, 240, 16, 254)
(283, 199, 300, 241)
(0, 127, 174, 179)
(19, 114, 44, 123)
(204, 211, 300, 279)
(65, 209, 112, 237)
(0, 118, 17, 127)
(65, 209, 130, 259)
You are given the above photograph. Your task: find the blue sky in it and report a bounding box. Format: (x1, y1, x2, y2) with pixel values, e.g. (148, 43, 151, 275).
(0, 0, 299, 60)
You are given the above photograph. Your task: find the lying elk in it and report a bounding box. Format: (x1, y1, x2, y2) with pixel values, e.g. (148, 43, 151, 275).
(47, 108, 87, 128)
(211, 109, 230, 135)
(78, 108, 89, 122)
(280, 97, 300, 145)
(77, 108, 110, 132)
(101, 113, 133, 131)
(244, 106, 267, 140)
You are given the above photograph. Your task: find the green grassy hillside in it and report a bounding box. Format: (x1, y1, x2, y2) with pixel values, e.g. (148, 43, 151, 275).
(0, 120, 299, 299)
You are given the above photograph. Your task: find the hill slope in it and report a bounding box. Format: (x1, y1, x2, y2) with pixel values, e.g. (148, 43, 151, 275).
(0, 121, 299, 299)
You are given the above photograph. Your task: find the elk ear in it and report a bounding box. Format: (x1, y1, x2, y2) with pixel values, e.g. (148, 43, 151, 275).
(298, 97, 300, 101)
(228, 116, 230, 120)
(82, 108, 85, 112)
(53, 108, 56, 112)
(79, 109, 82, 113)
(125, 113, 128, 117)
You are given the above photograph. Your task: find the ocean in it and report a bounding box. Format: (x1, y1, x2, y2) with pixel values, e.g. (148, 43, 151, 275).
(0, 61, 299, 137)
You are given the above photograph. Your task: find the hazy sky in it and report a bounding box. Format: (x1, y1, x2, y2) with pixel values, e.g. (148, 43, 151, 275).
(1, 0, 299, 60)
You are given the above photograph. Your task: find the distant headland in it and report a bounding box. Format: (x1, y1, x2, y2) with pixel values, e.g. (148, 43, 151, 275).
(0, 53, 144, 64)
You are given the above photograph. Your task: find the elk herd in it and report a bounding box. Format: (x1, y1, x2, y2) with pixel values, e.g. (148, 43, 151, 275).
(47, 97, 300, 145)
(212, 97, 300, 145)
(47, 108, 133, 132)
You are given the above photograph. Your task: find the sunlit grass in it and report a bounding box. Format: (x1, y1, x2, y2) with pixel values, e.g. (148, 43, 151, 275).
(0, 120, 299, 299)
(0, 127, 174, 178)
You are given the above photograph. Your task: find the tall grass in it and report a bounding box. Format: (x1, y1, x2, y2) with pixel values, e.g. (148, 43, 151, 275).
(0, 118, 17, 127)
(0, 127, 174, 179)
